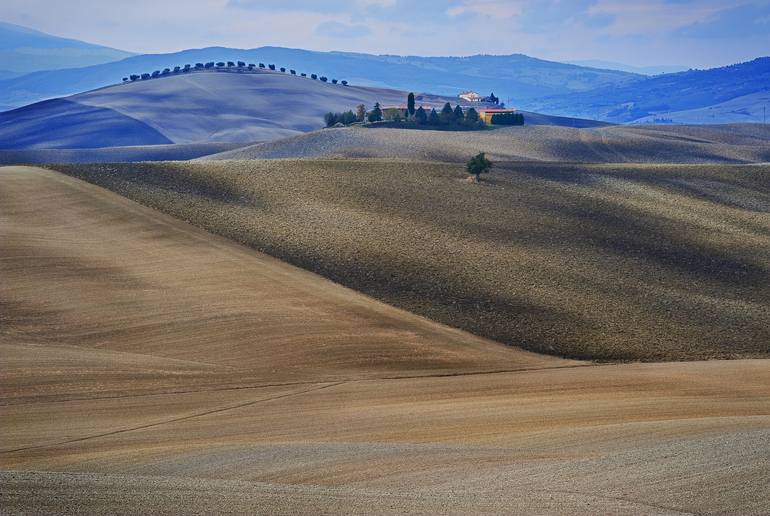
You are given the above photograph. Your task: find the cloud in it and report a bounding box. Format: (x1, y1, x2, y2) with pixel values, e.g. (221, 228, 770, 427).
(228, 0, 395, 12)
(677, 1, 770, 39)
(315, 20, 371, 38)
(587, 0, 722, 35)
(0, 0, 766, 67)
(447, 1, 524, 18)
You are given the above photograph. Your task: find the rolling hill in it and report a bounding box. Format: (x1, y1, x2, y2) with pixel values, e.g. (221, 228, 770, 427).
(202, 123, 770, 164)
(0, 45, 641, 111)
(53, 159, 770, 362)
(0, 69, 603, 150)
(533, 57, 770, 124)
(0, 21, 133, 75)
(2, 166, 769, 514)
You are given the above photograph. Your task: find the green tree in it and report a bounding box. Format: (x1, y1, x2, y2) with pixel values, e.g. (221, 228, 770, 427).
(440, 102, 454, 123)
(465, 107, 480, 125)
(466, 152, 493, 181)
(407, 93, 416, 117)
(341, 110, 357, 125)
(415, 106, 427, 124)
(324, 112, 338, 127)
(453, 105, 464, 121)
(368, 102, 383, 123)
(428, 108, 440, 125)
(356, 104, 366, 122)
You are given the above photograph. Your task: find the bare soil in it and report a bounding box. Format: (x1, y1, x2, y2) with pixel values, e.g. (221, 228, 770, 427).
(2, 167, 769, 514)
(53, 159, 770, 361)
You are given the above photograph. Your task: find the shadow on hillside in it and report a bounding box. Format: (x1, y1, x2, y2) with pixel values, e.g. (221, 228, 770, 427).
(57, 163, 265, 210)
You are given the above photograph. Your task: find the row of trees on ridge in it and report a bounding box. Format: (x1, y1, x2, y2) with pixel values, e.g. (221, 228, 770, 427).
(122, 61, 348, 86)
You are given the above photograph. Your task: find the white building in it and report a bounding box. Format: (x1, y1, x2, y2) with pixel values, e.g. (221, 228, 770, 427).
(459, 91, 484, 102)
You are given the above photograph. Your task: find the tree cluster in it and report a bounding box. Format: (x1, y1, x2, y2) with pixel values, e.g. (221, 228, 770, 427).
(324, 110, 358, 127)
(323, 94, 488, 131)
(409, 101, 483, 129)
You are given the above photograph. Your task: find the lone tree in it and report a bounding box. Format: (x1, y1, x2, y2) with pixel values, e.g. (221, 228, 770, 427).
(356, 104, 366, 122)
(368, 102, 383, 123)
(407, 92, 416, 117)
(466, 152, 493, 182)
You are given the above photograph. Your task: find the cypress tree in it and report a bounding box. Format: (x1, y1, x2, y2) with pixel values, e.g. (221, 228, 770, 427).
(368, 102, 383, 123)
(465, 107, 480, 125)
(453, 105, 464, 121)
(407, 93, 416, 116)
(415, 106, 427, 124)
(429, 108, 440, 125)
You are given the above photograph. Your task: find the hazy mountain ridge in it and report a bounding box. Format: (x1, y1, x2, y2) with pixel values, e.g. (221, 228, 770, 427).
(532, 57, 770, 123)
(0, 45, 640, 110)
(0, 22, 766, 125)
(0, 21, 134, 74)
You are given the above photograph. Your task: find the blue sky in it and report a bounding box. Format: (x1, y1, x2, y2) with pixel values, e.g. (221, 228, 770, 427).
(3, 0, 769, 67)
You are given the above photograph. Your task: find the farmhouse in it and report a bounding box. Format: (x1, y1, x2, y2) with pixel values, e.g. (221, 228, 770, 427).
(459, 91, 484, 102)
(477, 108, 517, 124)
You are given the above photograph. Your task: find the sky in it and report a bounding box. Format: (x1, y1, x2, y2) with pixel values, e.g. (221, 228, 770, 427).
(3, 0, 769, 68)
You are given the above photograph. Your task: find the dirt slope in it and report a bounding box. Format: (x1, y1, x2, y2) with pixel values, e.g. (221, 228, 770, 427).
(0, 166, 561, 404)
(1, 167, 769, 514)
(0, 142, 245, 165)
(201, 123, 770, 163)
(56, 160, 770, 361)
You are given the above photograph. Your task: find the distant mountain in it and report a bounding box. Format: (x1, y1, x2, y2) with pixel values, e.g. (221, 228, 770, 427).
(0, 46, 641, 110)
(0, 69, 20, 80)
(568, 60, 688, 76)
(0, 21, 134, 74)
(532, 58, 770, 124)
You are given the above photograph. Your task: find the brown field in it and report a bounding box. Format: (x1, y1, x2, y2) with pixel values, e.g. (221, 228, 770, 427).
(202, 123, 770, 163)
(54, 159, 770, 361)
(2, 166, 770, 514)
